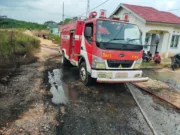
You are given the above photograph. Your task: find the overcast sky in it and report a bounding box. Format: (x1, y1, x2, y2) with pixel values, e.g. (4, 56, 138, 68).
(0, 0, 180, 24)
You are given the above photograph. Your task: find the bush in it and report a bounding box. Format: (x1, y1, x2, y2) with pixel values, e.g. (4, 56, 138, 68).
(0, 30, 40, 58)
(46, 33, 60, 44)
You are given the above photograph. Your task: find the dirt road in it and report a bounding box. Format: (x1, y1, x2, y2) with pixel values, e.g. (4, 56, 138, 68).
(1, 37, 180, 135)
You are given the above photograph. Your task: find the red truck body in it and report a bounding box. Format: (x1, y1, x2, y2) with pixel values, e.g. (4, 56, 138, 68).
(60, 11, 149, 85)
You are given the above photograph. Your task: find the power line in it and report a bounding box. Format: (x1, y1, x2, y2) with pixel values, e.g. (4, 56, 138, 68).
(168, 8, 180, 11)
(78, 0, 109, 17)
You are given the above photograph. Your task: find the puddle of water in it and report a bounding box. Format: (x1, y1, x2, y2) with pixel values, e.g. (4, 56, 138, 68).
(50, 86, 68, 105)
(48, 69, 78, 105)
(53, 69, 62, 85)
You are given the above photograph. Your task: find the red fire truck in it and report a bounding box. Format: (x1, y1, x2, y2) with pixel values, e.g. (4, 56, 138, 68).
(60, 10, 149, 85)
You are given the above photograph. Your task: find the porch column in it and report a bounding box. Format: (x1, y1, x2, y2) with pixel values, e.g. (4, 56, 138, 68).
(147, 33, 152, 52)
(142, 32, 147, 45)
(165, 32, 172, 58)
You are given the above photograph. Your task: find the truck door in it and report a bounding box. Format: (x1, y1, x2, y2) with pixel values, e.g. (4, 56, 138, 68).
(83, 22, 93, 67)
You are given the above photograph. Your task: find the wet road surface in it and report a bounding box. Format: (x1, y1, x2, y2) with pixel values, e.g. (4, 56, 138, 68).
(47, 64, 180, 135)
(48, 67, 153, 135)
(128, 84, 180, 135)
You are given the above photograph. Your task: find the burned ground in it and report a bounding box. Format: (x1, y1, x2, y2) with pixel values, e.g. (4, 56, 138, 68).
(0, 47, 60, 134)
(1, 41, 180, 135)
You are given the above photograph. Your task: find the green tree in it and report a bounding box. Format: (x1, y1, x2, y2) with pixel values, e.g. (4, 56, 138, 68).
(59, 21, 64, 25)
(59, 18, 72, 25)
(44, 21, 56, 26)
(64, 18, 72, 24)
(0, 18, 46, 30)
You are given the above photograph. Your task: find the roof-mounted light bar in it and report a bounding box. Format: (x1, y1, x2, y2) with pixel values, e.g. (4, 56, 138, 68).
(89, 11, 97, 19)
(99, 9, 107, 18)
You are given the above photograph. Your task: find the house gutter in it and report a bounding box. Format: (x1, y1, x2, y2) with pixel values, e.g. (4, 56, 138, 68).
(146, 21, 180, 27)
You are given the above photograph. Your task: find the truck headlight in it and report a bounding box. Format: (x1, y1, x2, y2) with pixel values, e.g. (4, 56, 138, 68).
(134, 58, 142, 69)
(92, 55, 106, 69)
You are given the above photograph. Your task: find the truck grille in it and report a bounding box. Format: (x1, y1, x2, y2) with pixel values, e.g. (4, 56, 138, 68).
(107, 60, 134, 68)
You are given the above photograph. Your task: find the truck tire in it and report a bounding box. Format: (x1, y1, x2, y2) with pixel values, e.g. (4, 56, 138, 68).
(79, 62, 92, 86)
(62, 52, 70, 66)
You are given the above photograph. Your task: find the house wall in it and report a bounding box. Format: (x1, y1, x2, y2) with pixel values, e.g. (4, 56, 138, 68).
(115, 8, 146, 32)
(114, 8, 180, 57)
(168, 27, 180, 56)
(52, 28, 59, 36)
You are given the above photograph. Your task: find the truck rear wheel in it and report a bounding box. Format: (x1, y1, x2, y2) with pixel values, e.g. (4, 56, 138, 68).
(79, 62, 92, 86)
(62, 52, 70, 66)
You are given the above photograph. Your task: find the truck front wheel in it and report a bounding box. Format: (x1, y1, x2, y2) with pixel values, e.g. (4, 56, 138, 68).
(79, 62, 92, 86)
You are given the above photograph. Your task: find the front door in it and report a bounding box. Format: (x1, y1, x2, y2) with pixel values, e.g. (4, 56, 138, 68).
(150, 34, 157, 55)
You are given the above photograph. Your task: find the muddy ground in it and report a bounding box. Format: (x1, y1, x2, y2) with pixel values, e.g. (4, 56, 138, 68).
(143, 69, 180, 91)
(1, 38, 180, 135)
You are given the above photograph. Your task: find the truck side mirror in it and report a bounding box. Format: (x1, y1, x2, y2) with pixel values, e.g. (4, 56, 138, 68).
(85, 27, 92, 38)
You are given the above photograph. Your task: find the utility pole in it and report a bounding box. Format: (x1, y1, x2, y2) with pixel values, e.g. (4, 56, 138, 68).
(62, 2, 64, 23)
(86, 0, 90, 17)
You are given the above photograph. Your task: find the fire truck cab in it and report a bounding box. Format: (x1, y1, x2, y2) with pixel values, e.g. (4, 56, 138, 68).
(60, 10, 149, 85)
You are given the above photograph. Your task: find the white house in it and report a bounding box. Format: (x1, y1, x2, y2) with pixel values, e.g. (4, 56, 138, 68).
(110, 3, 180, 58)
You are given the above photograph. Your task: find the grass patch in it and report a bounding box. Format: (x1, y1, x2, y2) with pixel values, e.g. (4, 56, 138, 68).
(0, 30, 40, 68)
(141, 58, 171, 68)
(141, 61, 159, 66)
(0, 30, 40, 56)
(141, 61, 162, 68)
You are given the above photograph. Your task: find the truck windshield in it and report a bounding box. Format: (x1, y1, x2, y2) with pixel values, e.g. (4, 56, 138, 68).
(96, 20, 143, 50)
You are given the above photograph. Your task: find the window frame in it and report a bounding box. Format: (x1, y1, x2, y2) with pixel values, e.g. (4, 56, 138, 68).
(84, 22, 94, 45)
(170, 35, 179, 48)
(123, 13, 129, 20)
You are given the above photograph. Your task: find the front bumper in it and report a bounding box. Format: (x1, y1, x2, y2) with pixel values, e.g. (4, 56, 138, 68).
(91, 70, 149, 83)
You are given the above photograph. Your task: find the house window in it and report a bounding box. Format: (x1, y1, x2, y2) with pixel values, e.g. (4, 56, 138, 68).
(170, 35, 179, 48)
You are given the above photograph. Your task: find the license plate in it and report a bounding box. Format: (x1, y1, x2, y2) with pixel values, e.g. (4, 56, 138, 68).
(115, 72, 128, 78)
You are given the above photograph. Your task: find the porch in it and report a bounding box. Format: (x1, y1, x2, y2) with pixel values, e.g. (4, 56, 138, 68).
(140, 23, 180, 58)
(142, 29, 171, 58)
